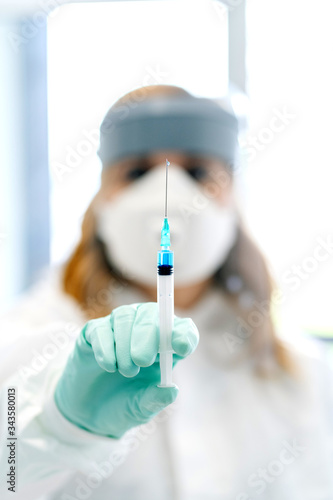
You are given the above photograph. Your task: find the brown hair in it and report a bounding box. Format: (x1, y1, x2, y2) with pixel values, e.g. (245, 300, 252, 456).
(62, 84, 296, 378)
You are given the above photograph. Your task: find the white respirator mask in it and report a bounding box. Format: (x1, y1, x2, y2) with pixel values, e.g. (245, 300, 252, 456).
(95, 164, 238, 287)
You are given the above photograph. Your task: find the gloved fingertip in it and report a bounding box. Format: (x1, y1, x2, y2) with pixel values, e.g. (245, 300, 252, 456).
(141, 384, 179, 414)
(95, 355, 117, 373)
(118, 365, 140, 378)
(156, 383, 179, 393)
(172, 318, 199, 357)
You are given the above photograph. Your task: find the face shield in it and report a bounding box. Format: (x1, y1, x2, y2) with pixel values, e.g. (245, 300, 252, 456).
(97, 94, 239, 170)
(95, 93, 240, 287)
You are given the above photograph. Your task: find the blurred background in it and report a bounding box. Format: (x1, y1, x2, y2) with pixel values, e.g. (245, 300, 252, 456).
(0, 0, 332, 354)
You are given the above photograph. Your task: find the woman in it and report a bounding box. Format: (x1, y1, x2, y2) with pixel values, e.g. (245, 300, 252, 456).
(1, 85, 332, 500)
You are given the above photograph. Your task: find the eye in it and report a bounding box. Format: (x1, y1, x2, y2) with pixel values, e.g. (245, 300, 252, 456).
(125, 165, 149, 180)
(186, 165, 208, 181)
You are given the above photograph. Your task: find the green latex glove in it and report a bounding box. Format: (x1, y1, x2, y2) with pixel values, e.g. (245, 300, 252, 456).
(54, 302, 199, 438)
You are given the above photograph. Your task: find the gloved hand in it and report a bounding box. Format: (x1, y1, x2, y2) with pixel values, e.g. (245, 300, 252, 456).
(54, 302, 199, 439)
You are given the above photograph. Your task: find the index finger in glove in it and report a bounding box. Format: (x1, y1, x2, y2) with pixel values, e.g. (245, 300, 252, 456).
(171, 316, 199, 357)
(84, 316, 117, 373)
(130, 302, 159, 368)
(112, 304, 141, 378)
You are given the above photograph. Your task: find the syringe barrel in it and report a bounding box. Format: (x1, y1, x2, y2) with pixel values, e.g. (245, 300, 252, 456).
(157, 272, 174, 352)
(159, 351, 174, 388)
(157, 250, 174, 386)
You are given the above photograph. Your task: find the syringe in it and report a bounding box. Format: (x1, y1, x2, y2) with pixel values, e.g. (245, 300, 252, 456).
(157, 159, 175, 388)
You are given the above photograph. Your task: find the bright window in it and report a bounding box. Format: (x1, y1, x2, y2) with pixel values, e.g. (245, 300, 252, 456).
(245, 0, 333, 334)
(47, 0, 229, 264)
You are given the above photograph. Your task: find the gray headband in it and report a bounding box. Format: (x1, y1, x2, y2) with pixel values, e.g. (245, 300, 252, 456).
(97, 95, 239, 168)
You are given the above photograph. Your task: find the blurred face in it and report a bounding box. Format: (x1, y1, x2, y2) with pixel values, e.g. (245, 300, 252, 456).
(95, 149, 238, 294)
(98, 150, 234, 208)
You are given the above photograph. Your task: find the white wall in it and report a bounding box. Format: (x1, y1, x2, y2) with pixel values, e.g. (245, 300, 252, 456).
(0, 21, 26, 311)
(244, 0, 333, 333)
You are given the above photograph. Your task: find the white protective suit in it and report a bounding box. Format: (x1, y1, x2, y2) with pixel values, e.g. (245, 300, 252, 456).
(0, 268, 333, 500)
